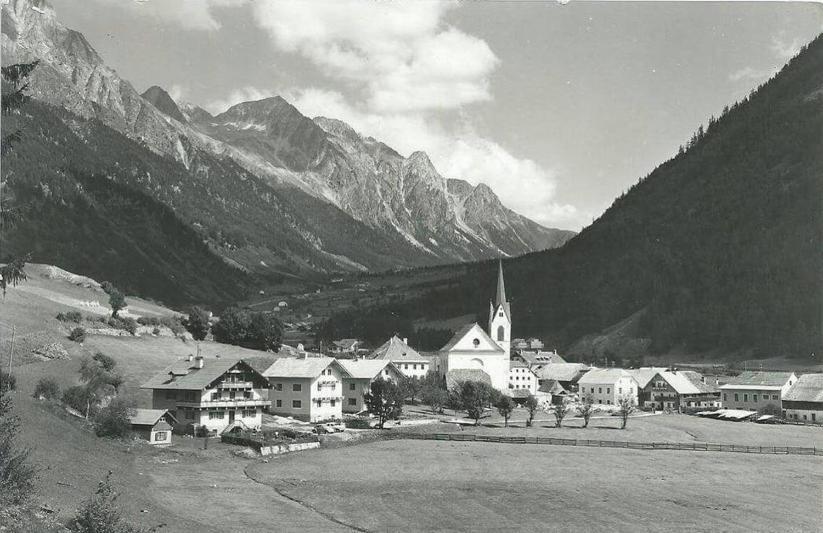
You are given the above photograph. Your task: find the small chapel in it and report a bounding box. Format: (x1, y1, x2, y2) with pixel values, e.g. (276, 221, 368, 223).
(434, 260, 512, 392)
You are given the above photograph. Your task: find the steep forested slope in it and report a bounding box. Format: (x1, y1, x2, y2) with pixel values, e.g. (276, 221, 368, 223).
(327, 34, 823, 358)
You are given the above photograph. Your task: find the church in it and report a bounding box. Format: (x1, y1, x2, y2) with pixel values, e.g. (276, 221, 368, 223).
(433, 261, 512, 393)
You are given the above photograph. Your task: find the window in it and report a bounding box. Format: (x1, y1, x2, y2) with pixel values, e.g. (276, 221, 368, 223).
(209, 411, 224, 420)
(619, 387, 622, 394)
(598, 388, 602, 394)
(405, 364, 409, 370)
(607, 400, 611, 405)
(472, 338, 480, 347)
(412, 364, 417, 370)
(772, 394, 778, 400)
(330, 399, 336, 407)
(591, 387, 595, 393)
(349, 383, 356, 391)
(185, 409, 194, 420)
(812, 413, 817, 422)
(753, 394, 758, 403)
(317, 383, 322, 391)
(292, 400, 302, 408)
(275, 383, 283, 391)
(276, 399, 282, 408)
(229, 391, 236, 400)
(497, 326, 505, 341)
(243, 391, 251, 399)
(315, 399, 322, 407)
(734, 393, 739, 402)
(165, 390, 177, 400)
(332, 383, 336, 390)
(723, 393, 727, 401)
(243, 409, 255, 418)
(211, 392, 220, 401)
(348, 398, 357, 406)
(498, 311, 503, 317)
(293, 383, 302, 392)
(744, 394, 748, 402)
(607, 388, 610, 394)
(154, 431, 168, 441)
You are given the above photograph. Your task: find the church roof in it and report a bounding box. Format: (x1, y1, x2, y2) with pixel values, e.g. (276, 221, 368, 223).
(493, 260, 511, 318)
(439, 323, 504, 353)
(445, 368, 492, 390)
(369, 335, 428, 363)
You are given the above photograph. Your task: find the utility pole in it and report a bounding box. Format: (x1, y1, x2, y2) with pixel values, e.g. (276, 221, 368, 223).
(7, 324, 14, 374)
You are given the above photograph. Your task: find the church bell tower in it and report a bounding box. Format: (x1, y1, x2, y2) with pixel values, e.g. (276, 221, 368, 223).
(488, 260, 511, 358)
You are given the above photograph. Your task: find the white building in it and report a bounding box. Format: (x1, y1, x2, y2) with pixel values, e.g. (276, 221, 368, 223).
(434, 261, 511, 392)
(508, 360, 538, 396)
(369, 335, 430, 379)
(577, 368, 639, 407)
(141, 355, 270, 435)
(264, 357, 350, 422)
(783, 373, 823, 423)
(338, 359, 404, 414)
(718, 371, 797, 411)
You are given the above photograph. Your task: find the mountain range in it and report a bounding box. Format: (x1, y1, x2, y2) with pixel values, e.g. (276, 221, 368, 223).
(0, 0, 573, 306)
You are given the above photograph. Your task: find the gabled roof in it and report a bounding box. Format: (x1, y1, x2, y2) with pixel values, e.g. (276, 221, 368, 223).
(680, 371, 719, 394)
(533, 363, 589, 382)
(127, 408, 177, 426)
(627, 367, 669, 389)
(369, 335, 427, 363)
(141, 358, 265, 391)
(445, 368, 491, 390)
(338, 359, 400, 380)
(783, 374, 823, 402)
(516, 351, 566, 366)
(577, 368, 636, 385)
(440, 323, 504, 353)
(333, 338, 360, 350)
(263, 356, 350, 379)
(539, 379, 567, 395)
(719, 371, 796, 389)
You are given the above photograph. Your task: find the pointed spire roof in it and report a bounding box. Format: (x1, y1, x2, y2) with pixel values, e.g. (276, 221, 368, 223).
(493, 260, 511, 317)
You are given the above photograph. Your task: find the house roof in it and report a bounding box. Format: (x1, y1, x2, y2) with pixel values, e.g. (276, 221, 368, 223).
(719, 371, 796, 389)
(127, 408, 177, 426)
(369, 335, 427, 363)
(784, 374, 823, 403)
(439, 323, 504, 353)
(510, 360, 530, 369)
(338, 359, 399, 380)
(445, 368, 491, 390)
(263, 357, 349, 379)
(533, 363, 589, 382)
(141, 358, 264, 391)
(333, 338, 360, 349)
(577, 368, 636, 385)
(517, 351, 567, 366)
(539, 379, 567, 395)
(680, 371, 719, 394)
(627, 367, 669, 389)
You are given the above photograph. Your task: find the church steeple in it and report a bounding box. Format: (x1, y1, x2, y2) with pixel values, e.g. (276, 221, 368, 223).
(495, 260, 507, 309)
(489, 260, 511, 358)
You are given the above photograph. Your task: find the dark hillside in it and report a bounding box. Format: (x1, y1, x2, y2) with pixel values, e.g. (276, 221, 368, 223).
(326, 34, 823, 359)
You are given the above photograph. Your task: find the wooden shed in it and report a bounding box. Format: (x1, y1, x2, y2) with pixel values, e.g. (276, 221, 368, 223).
(128, 409, 177, 445)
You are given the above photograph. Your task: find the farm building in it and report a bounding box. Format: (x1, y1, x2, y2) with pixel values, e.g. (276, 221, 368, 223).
(332, 338, 363, 354)
(512, 350, 566, 369)
(141, 356, 271, 435)
(638, 370, 720, 411)
(264, 357, 351, 422)
(127, 409, 177, 445)
(782, 373, 823, 423)
(718, 371, 797, 412)
(338, 359, 404, 413)
(533, 363, 589, 392)
(369, 335, 431, 379)
(577, 369, 639, 407)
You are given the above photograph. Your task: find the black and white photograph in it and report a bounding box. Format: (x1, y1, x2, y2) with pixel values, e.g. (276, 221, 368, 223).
(1, 0, 822, 531)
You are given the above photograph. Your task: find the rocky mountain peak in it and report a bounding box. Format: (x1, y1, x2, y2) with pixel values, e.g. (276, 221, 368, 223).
(141, 85, 187, 124)
(179, 102, 213, 124)
(313, 116, 362, 146)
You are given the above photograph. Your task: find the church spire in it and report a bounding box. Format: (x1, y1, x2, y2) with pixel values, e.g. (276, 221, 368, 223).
(495, 259, 507, 308)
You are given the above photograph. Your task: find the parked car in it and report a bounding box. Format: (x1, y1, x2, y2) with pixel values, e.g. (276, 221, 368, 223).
(313, 422, 345, 434)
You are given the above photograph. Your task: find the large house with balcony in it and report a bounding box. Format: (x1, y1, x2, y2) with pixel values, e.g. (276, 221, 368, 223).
(141, 355, 271, 435)
(636, 369, 720, 411)
(369, 335, 431, 379)
(264, 357, 350, 422)
(718, 371, 797, 412)
(338, 359, 404, 414)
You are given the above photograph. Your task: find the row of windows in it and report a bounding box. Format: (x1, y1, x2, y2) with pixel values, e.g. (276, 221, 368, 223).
(164, 390, 198, 401)
(401, 363, 425, 370)
(789, 412, 817, 422)
(586, 386, 633, 395)
(724, 393, 779, 403)
(210, 391, 252, 401)
(509, 375, 532, 381)
(274, 399, 340, 409)
(206, 409, 258, 420)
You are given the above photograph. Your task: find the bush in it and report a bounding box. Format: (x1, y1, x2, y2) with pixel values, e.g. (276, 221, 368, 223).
(92, 352, 116, 371)
(344, 418, 372, 429)
(151, 327, 160, 336)
(33, 377, 60, 400)
(0, 371, 16, 392)
(136, 316, 160, 326)
(62, 385, 94, 415)
(56, 310, 82, 323)
(73, 472, 144, 533)
(68, 327, 86, 343)
(94, 398, 133, 439)
(107, 316, 137, 335)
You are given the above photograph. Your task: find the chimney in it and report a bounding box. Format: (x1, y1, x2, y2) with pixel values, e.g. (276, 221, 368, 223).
(403, 337, 408, 345)
(194, 355, 204, 369)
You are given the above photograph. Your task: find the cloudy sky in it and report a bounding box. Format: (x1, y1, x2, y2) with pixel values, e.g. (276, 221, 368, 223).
(51, 0, 823, 230)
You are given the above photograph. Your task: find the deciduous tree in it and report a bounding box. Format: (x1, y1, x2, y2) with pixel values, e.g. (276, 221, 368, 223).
(617, 394, 635, 429)
(552, 396, 571, 428)
(524, 393, 539, 427)
(459, 380, 496, 426)
(577, 393, 596, 428)
(183, 306, 210, 341)
(495, 394, 515, 427)
(363, 378, 404, 429)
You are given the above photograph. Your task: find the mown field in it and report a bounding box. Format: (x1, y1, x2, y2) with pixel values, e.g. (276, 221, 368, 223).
(247, 439, 823, 532)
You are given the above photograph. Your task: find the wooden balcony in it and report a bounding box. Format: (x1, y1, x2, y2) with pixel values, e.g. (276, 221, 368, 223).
(176, 398, 269, 409)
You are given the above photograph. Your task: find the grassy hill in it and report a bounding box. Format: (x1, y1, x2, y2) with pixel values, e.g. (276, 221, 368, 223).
(318, 34, 823, 361)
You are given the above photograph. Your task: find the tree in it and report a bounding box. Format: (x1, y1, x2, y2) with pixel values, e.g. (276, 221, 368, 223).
(401, 376, 423, 404)
(93, 351, 116, 372)
(69, 327, 86, 343)
(0, 254, 30, 298)
(101, 283, 126, 318)
(94, 398, 134, 439)
(249, 311, 282, 351)
(552, 396, 571, 428)
(495, 395, 515, 427)
(524, 393, 539, 427)
(212, 307, 282, 351)
(421, 386, 447, 414)
(76, 355, 123, 418)
(183, 306, 210, 341)
(617, 394, 635, 429)
(459, 380, 496, 426)
(363, 378, 404, 429)
(0, 370, 15, 393)
(33, 377, 60, 400)
(577, 393, 596, 428)
(2, 61, 38, 232)
(0, 373, 36, 507)
(73, 472, 145, 533)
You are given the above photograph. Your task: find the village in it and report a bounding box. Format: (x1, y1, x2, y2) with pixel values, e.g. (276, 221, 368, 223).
(127, 263, 823, 451)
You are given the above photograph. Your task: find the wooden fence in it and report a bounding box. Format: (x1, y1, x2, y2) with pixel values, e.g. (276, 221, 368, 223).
(394, 433, 823, 456)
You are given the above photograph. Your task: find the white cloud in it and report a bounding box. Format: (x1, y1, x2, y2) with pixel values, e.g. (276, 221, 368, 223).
(90, 0, 244, 31)
(771, 35, 802, 61)
(205, 86, 276, 114)
(728, 66, 771, 83)
(252, 1, 498, 113)
(168, 84, 188, 102)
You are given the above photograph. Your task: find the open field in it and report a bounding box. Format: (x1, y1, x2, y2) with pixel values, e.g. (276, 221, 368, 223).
(248, 439, 823, 532)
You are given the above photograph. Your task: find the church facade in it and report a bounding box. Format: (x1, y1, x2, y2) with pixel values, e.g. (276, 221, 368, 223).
(435, 261, 513, 393)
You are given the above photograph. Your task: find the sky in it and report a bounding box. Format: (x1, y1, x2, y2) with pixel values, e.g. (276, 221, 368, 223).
(50, 0, 823, 231)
